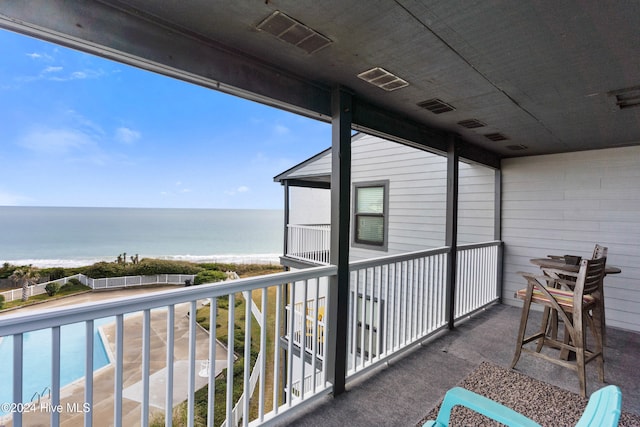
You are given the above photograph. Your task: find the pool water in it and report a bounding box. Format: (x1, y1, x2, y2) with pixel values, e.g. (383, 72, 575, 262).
(0, 318, 112, 414)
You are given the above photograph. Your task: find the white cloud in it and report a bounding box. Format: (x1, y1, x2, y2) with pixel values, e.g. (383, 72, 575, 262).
(26, 52, 53, 61)
(17, 126, 109, 166)
(225, 186, 250, 196)
(273, 124, 290, 136)
(19, 128, 93, 155)
(17, 67, 106, 83)
(115, 127, 141, 144)
(48, 69, 106, 82)
(43, 66, 63, 73)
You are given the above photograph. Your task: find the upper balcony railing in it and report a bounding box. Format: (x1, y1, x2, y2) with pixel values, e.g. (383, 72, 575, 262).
(286, 224, 331, 265)
(0, 241, 500, 427)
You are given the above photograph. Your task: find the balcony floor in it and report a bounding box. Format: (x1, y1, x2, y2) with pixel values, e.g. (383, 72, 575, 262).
(277, 304, 640, 426)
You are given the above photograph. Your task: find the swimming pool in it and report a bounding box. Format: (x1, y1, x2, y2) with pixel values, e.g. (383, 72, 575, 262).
(0, 318, 112, 415)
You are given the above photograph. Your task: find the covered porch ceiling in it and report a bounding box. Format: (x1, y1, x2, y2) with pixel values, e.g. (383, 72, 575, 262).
(2, 1, 639, 168)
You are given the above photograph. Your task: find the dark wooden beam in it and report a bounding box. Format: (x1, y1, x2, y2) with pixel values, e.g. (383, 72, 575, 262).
(445, 135, 459, 329)
(328, 87, 352, 396)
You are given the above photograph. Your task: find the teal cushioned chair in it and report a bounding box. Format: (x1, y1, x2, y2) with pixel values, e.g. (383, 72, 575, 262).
(423, 385, 621, 427)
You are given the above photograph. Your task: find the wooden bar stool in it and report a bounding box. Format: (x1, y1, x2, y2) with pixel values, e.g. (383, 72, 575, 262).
(511, 257, 606, 397)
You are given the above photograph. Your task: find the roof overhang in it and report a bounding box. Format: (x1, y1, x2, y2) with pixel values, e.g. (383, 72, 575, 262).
(2, 1, 639, 168)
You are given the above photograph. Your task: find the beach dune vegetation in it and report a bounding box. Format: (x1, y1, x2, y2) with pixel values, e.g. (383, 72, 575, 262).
(80, 258, 204, 278)
(193, 270, 227, 285)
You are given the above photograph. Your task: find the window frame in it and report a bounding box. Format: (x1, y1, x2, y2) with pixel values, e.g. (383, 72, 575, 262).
(352, 180, 389, 251)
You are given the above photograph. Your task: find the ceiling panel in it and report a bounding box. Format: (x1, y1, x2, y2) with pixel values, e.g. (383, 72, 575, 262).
(2, 0, 639, 160)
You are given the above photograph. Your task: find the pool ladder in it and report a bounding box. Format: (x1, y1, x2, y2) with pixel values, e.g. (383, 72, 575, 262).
(30, 386, 51, 405)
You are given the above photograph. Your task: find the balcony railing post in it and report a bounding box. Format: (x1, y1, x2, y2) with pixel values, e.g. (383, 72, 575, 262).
(327, 86, 352, 396)
(445, 136, 459, 330)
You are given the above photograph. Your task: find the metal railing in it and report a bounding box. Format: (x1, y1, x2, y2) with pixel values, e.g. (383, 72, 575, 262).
(345, 241, 501, 378)
(455, 241, 501, 319)
(287, 297, 327, 361)
(0, 266, 337, 427)
(347, 247, 449, 375)
(0, 241, 501, 426)
(286, 224, 331, 265)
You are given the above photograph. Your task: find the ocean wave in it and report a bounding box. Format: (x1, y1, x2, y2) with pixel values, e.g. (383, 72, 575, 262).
(0, 254, 282, 268)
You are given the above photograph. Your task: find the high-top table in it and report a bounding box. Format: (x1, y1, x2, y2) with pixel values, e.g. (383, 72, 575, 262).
(530, 258, 621, 276)
(529, 257, 621, 347)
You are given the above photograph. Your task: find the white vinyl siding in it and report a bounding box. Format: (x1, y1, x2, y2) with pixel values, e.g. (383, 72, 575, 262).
(348, 134, 495, 261)
(283, 133, 497, 261)
(501, 145, 640, 332)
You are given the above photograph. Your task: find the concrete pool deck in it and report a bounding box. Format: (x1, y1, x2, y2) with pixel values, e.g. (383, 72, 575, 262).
(1, 286, 229, 426)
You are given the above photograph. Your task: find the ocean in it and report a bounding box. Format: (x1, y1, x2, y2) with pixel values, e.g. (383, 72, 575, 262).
(0, 206, 284, 268)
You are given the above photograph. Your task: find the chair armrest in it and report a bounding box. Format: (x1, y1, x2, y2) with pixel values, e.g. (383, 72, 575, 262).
(424, 387, 541, 427)
(547, 254, 565, 259)
(518, 272, 559, 284)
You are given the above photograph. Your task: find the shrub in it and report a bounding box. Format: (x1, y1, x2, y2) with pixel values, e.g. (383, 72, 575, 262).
(80, 259, 204, 278)
(193, 270, 227, 285)
(47, 268, 66, 281)
(81, 262, 123, 279)
(0, 294, 4, 309)
(63, 278, 84, 288)
(45, 282, 61, 296)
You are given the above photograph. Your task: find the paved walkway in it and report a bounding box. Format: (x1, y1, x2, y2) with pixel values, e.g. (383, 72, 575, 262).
(1, 287, 229, 427)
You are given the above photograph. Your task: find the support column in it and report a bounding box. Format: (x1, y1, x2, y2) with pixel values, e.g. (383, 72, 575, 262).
(283, 181, 290, 258)
(494, 168, 504, 301)
(326, 86, 352, 396)
(445, 136, 459, 329)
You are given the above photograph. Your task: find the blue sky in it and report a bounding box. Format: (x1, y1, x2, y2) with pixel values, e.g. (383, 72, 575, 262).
(0, 29, 331, 209)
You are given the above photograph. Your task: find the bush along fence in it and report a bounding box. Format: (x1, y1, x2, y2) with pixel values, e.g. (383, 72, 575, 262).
(0, 273, 197, 303)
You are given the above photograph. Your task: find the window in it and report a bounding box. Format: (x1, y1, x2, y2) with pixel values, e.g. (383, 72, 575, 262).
(353, 181, 388, 250)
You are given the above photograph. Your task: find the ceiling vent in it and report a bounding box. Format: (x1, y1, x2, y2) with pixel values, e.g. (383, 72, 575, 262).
(609, 85, 640, 110)
(256, 11, 332, 54)
(357, 67, 409, 91)
(506, 144, 528, 151)
(484, 132, 509, 141)
(457, 119, 486, 129)
(417, 98, 455, 114)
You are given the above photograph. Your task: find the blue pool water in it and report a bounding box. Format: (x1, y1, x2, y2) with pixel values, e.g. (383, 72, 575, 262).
(0, 318, 112, 414)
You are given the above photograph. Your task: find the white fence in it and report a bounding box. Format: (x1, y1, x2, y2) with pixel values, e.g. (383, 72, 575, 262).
(0, 273, 195, 303)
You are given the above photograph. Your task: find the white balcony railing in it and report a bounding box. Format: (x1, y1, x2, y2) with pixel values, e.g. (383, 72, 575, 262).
(286, 224, 331, 265)
(347, 247, 448, 375)
(281, 241, 500, 382)
(287, 297, 326, 361)
(346, 241, 501, 378)
(0, 266, 336, 427)
(455, 242, 501, 319)
(0, 241, 500, 427)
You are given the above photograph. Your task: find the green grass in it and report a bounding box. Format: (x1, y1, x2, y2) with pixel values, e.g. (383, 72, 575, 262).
(1, 281, 91, 310)
(154, 268, 283, 426)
